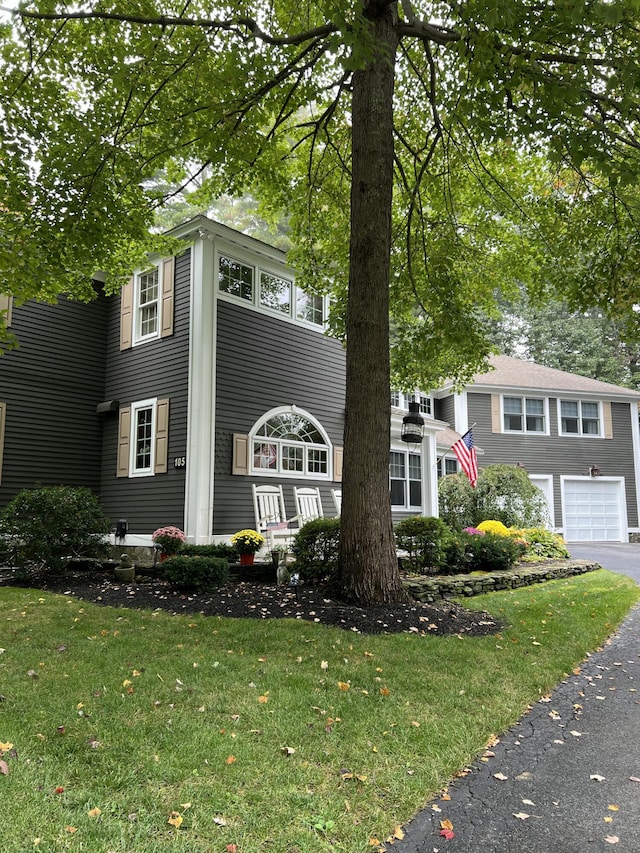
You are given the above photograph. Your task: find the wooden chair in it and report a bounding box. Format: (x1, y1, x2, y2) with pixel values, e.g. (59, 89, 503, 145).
(293, 486, 324, 526)
(252, 484, 293, 550)
(331, 488, 342, 516)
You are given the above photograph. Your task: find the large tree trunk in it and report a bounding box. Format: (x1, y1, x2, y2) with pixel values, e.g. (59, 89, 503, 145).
(333, 1, 407, 605)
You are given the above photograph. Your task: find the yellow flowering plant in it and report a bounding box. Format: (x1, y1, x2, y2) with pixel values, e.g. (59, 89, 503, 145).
(230, 528, 265, 555)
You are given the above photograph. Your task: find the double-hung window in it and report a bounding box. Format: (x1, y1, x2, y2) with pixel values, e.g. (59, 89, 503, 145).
(136, 268, 159, 341)
(559, 400, 601, 436)
(390, 451, 422, 509)
(130, 400, 155, 476)
(503, 396, 546, 433)
(296, 291, 324, 325)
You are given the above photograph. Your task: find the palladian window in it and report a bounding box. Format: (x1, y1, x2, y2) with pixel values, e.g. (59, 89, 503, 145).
(251, 410, 330, 478)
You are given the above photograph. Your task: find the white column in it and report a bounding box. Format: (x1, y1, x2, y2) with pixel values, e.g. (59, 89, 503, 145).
(184, 237, 217, 543)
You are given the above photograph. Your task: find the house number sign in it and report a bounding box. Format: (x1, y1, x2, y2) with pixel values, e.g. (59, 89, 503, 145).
(174, 456, 187, 468)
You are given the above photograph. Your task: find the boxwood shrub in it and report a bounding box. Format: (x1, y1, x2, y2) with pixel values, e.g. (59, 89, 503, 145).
(161, 555, 229, 591)
(394, 516, 453, 574)
(291, 518, 340, 582)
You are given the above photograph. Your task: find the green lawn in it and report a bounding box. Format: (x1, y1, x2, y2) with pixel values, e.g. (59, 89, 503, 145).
(0, 569, 637, 852)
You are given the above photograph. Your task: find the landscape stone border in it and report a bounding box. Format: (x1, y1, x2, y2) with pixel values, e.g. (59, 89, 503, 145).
(402, 559, 601, 603)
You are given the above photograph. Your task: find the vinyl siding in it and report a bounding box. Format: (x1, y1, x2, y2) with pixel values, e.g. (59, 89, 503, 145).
(98, 251, 191, 532)
(0, 293, 108, 508)
(467, 392, 638, 528)
(213, 300, 346, 534)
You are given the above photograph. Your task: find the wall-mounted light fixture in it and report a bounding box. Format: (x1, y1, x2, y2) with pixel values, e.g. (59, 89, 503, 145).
(588, 464, 602, 477)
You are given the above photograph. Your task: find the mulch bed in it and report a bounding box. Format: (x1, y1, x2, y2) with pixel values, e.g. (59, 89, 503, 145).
(22, 569, 505, 637)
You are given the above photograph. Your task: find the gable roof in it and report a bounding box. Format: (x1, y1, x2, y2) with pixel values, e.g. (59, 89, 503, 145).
(467, 355, 640, 399)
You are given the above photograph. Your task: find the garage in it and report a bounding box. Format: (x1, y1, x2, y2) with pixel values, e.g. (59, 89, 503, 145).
(561, 477, 627, 543)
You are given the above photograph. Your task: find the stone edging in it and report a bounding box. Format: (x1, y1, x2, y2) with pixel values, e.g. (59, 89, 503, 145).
(402, 560, 601, 603)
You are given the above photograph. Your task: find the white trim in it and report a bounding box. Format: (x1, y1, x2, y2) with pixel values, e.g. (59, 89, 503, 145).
(556, 398, 604, 438)
(248, 405, 332, 480)
(501, 393, 550, 436)
(129, 398, 157, 477)
(560, 475, 628, 542)
(631, 404, 640, 529)
(528, 474, 555, 528)
(184, 238, 217, 544)
(453, 392, 468, 435)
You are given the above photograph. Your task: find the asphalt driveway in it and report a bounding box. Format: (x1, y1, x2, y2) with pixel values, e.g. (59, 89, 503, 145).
(568, 542, 640, 584)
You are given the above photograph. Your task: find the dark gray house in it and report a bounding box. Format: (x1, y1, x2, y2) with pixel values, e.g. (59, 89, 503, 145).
(434, 355, 640, 542)
(0, 217, 446, 549)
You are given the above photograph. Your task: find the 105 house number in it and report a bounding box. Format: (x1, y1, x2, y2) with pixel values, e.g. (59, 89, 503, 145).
(174, 456, 186, 468)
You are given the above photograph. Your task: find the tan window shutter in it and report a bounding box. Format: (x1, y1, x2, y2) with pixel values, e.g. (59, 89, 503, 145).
(0, 402, 6, 485)
(120, 278, 134, 350)
(155, 399, 170, 473)
(0, 295, 13, 327)
(333, 446, 343, 482)
(603, 401, 613, 439)
(491, 394, 501, 433)
(232, 434, 249, 475)
(116, 407, 131, 477)
(161, 257, 175, 338)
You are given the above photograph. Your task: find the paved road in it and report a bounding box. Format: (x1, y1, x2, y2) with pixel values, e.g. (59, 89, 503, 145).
(568, 543, 640, 585)
(394, 543, 640, 852)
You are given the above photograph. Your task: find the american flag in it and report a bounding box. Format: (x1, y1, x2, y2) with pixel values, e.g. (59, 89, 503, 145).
(451, 429, 478, 488)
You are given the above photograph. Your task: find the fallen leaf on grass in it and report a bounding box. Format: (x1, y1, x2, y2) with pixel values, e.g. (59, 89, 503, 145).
(0, 741, 13, 751)
(168, 812, 183, 829)
(337, 681, 350, 691)
(226, 755, 236, 765)
(281, 746, 295, 756)
(88, 807, 101, 818)
(0, 760, 8, 775)
(65, 827, 77, 834)
(213, 816, 227, 826)
(258, 695, 269, 703)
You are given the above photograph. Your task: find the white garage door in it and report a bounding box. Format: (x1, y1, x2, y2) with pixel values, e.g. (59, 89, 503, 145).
(562, 478, 626, 542)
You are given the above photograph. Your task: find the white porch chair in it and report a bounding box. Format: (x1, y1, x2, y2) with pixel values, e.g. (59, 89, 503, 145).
(293, 486, 324, 526)
(331, 488, 342, 515)
(252, 484, 293, 550)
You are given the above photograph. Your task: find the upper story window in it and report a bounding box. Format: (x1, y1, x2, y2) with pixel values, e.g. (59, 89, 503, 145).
(250, 409, 331, 478)
(296, 291, 324, 325)
(136, 268, 159, 341)
(218, 253, 327, 328)
(219, 256, 253, 301)
(390, 391, 432, 416)
(260, 271, 291, 314)
(559, 399, 601, 436)
(390, 450, 422, 508)
(503, 395, 546, 433)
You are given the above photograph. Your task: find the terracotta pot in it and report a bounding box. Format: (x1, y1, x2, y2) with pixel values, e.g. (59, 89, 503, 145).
(239, 552, 255, 566)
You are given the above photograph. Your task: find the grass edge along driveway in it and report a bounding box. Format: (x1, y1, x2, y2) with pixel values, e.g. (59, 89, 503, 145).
(0, 569, 637, 853)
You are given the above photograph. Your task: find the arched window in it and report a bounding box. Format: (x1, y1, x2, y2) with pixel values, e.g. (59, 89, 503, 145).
(250, 407, 331, 478)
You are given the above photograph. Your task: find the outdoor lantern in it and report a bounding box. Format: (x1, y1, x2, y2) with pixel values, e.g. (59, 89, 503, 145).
(401, 401, 424, 444)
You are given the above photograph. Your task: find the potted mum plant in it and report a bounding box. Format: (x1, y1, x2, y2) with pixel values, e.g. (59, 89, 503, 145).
(152, 525, 186, 561)
(230, 528, 265, 565)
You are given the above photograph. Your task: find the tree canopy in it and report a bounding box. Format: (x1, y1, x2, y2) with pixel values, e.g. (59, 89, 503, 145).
(2, 1, 640, 601)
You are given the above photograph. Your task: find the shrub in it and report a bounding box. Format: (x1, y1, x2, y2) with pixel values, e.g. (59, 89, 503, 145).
(464, 531, 523, 571)
(291, 517, 340, 582)
(438, 473, 475, 531)
(439, 464, 551, 531)
(181, 543, 239, 561)
(477, 519, 510, 536)
(0, 485, 111, 577)
(515, 528, 570, 561)
(162, 555, 229, 591)
(394, 516, 453, 574)
(474, 464, 549, 529)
